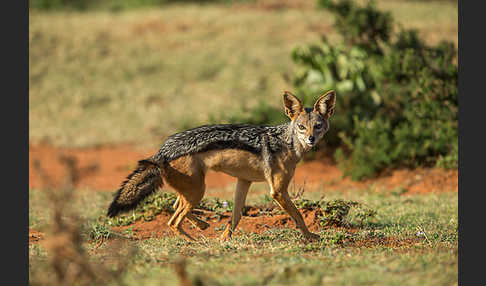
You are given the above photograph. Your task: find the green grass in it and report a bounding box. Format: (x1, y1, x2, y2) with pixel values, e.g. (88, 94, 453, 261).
(29, 0, 457, 148)
(109, 237, 455, 286)
(29, 186, 457, 285)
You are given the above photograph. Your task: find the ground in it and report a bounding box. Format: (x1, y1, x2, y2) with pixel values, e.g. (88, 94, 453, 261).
(28, 143, 458, 285)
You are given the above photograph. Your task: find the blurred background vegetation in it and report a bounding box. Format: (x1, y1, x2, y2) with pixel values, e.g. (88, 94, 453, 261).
(30, 0, 253, 11)
(29, 0, 458, 180)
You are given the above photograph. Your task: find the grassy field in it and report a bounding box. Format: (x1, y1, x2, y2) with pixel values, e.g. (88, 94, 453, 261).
(29, 186, 458, 285)
(29, 0, 458, 148)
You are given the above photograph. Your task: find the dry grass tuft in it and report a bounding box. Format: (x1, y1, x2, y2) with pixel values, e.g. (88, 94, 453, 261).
(31, 156, 131, 286)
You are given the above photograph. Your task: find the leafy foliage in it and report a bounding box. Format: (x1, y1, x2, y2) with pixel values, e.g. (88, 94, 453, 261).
(318, 0, 393, 55)
(292, 0, 457, 180)
(88, 222, 113, 241)
(318, 199, 376, 227)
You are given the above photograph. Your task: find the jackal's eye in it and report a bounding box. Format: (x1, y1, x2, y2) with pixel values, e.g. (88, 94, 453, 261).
(315, 123, 322, 129)
(298, 124, 306, 130)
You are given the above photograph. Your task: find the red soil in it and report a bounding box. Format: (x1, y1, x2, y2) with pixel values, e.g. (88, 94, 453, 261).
(29, 143, 458, 194)
(113, 208, 322, 240)
(112, 208, 423, 249)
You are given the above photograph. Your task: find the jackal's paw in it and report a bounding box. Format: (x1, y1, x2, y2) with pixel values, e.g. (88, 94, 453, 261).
(220, 228, 233, 242)
(304, 232, 321, 242)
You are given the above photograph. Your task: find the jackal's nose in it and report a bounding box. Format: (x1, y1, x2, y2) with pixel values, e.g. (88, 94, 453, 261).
(308, 136, 315, 144)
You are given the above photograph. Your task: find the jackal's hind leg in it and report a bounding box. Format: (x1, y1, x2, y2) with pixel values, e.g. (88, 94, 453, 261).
(168, 197, 195, 241)
(164, 155, 206, 241)
(173, 196, 209, 230)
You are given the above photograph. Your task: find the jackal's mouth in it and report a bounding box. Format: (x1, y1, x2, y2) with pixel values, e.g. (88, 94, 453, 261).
(298, 137, 316, 150)
(304, 141, 315, 148)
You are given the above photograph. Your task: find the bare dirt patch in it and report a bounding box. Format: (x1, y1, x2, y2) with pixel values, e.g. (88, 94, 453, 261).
(29, 143, 457, 194)
(111, 208, 423, 249)
(112, 208, 322, 240)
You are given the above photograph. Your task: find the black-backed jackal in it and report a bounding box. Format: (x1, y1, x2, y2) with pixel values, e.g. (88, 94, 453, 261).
(107, 90, 336, 242)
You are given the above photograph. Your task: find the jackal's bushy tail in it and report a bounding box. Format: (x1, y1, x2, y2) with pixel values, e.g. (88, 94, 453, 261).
(107, 159, 163, 217)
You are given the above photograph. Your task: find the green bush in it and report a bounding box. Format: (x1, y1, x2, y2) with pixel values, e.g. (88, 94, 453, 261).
(291, 0, 457, 180)
(291, 38, 381, 147)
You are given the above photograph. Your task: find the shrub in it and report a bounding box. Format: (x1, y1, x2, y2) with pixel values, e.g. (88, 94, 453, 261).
(291, 0, 457, 180)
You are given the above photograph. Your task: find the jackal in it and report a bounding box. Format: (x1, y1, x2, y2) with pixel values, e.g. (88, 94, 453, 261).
(107, 90, 336, 242)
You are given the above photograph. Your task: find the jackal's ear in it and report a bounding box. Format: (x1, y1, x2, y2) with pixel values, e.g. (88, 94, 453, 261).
(313, 90, 336, 119)
(283, 91, 303, 120)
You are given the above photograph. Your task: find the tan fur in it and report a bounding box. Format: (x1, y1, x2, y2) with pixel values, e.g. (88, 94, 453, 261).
(160, 91, 335, 242)
(199, 149, 266, 182)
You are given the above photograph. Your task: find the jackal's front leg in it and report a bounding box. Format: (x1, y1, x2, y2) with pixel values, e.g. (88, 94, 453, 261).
(221, 179, 252, 241)
(269, 176, 320, 242)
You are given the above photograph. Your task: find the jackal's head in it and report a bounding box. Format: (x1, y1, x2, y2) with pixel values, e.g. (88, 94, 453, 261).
(283, 90, 336, 151)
